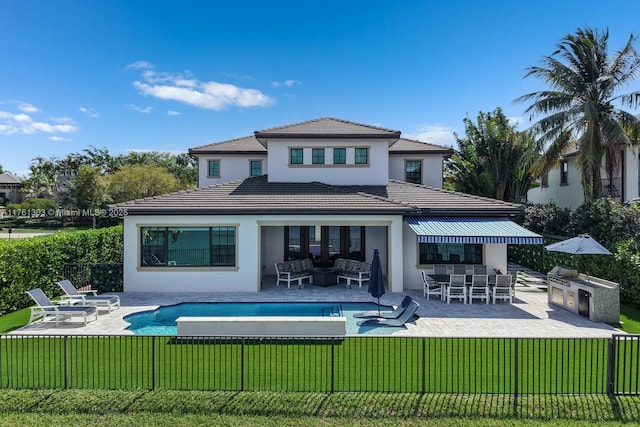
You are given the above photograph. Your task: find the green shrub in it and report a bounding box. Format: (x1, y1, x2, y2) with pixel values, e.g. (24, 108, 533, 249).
(0, 226, 123, 314)
(7, 197, 58, 212)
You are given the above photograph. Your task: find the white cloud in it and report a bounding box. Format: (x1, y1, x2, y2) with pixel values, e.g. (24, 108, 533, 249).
(17, 102, 40, 113)
(128, 104, 153, 114)
(0, 110, 78, 135)
(79, 107, 99, 118)
(48, 136, 72, 142)
(132, 68, 274, 111)
(272, 79, 301, 88)
(404, 124, 457, 147)
(51, 116, 75, 124)
(126, 60, 155, 70)
(167, 110, 180, 116)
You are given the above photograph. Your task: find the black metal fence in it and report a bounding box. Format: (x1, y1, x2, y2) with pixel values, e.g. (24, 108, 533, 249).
(1, 334, 638, 395)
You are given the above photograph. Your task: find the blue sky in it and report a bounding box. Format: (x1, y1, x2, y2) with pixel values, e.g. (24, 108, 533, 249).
(1, 0, 639, 175)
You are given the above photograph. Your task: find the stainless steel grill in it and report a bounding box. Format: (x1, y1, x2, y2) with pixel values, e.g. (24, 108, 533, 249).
(547, 266, 578, 287)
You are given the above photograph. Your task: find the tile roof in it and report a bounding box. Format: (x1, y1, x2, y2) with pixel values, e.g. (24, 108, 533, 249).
(113, 176, 523, 217)
(389, 138, 453, 154)
(188, 135, 266, 154)
(254, 117, 401, 139)
(0, 173, 24, 185)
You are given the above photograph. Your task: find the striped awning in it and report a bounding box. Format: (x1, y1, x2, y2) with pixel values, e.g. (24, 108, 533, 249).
(406, 217, 543, 245)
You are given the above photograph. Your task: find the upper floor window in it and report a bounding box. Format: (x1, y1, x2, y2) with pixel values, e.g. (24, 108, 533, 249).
(208, 160, 220, 177)
(354, 147, 369, 165)
(290, 148, 303, 165)
(249, 160, 262, 177)
(333, 148, 346, 164)
(405, 160, 422, 184)
(560, 160, 569, 185)
(312, 148, 325, 165)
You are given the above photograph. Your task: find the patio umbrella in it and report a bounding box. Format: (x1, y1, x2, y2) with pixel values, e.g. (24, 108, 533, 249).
(544, 234, 612, 255)
(367, 248, 385, 315)
(545, 234, 612, 280)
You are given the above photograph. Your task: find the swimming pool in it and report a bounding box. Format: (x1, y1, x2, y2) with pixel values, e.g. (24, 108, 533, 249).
(124, 302, 400, 335)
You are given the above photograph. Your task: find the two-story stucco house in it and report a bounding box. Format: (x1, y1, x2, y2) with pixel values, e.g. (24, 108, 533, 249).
(115, 117, 541, 293)
(527, 144, 640, 209)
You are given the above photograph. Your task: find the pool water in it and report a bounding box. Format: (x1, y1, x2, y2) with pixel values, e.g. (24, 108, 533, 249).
(124, 302, 401, 335)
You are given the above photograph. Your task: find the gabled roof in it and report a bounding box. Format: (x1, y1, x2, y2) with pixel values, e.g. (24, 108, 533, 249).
(189, 135, 266, 155)
(113, 175, 523, 216)
(254, 117, 401, 140)
(389, 138, 453, 155)
(0, 173, 24, 185)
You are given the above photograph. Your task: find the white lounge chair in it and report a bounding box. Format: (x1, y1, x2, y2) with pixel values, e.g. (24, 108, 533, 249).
(26, 288, 98, 326)
(57, 280, 120, 313)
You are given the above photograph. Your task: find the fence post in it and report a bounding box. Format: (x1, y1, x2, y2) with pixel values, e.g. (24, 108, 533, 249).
(422, 338, 426, 394)
(151, 336, 156, 390)
(513, 337, 518, 417)
(330, 338, 335, 394)
(241, 338, 245, 392)
(607, 336, 616, 395)
(64, 336, 69, 389)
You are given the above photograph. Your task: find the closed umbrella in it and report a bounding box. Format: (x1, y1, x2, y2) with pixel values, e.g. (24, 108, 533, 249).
(367, 248, 385, 315)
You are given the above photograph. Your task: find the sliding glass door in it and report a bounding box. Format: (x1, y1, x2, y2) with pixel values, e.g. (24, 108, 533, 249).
(284, 226, 364, 266)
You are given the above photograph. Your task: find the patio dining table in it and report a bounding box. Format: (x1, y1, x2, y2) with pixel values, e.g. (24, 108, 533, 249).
(426, 274, 497, 301)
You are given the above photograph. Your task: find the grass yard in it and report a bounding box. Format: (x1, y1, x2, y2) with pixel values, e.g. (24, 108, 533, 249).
(0, 390, 639, 426)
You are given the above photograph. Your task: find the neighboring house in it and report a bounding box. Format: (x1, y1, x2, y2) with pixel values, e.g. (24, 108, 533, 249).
(528, 144, 640, 209)
(0, 172, 24, 205)
(115, 117, 541, 293)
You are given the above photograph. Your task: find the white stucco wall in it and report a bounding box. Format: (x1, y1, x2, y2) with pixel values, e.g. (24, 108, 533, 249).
(124, 214, 405, 292)
(264, 138, 390, 185)
(388, 154, 444, 187)
(623, 145, 640, 201)
(197, 154, 267, 187)
(527, 157, 584, 209)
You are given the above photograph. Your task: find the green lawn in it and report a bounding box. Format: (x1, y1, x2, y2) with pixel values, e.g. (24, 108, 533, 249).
(1, 390, 639, 426)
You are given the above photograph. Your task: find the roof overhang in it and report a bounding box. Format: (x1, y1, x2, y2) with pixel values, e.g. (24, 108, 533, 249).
(406, 217, 542, 245)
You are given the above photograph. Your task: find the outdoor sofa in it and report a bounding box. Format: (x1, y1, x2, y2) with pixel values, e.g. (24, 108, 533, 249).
(334, 258, 371, 288)
(275, 258, 314, 288)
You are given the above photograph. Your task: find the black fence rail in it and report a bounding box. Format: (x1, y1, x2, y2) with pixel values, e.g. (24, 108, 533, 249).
(3, 334, 638, 395)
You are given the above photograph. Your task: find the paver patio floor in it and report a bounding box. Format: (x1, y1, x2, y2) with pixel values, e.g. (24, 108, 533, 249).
(13, 275, 623, 338)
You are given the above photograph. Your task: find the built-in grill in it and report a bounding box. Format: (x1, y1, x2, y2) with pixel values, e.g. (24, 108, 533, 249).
(547, 266, 619, 323)
(547, 266, 578, 287)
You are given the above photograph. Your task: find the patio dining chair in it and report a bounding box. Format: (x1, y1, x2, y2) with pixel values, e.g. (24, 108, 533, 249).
(421, 270, 443, 301)
(468, 274, 489, 304)
(492, 274, 513, 304)
(446, 274, 467, 304)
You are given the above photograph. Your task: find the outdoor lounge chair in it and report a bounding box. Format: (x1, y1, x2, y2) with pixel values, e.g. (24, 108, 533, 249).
(353, 295, 413, 319)
(56, 280, 121, 313)
(26, 288, 98, 326)
(357, 300, 419, 327)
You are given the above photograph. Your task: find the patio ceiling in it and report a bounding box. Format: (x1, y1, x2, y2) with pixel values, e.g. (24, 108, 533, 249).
(406, 217, 543, 245)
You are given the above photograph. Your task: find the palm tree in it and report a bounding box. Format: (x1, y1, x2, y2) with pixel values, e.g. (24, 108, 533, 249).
(516, 27, 640, 202)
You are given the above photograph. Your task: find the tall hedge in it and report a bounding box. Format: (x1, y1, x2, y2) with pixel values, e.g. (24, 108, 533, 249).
(510, 199, 640, 309)
(0, 226, 123, 315)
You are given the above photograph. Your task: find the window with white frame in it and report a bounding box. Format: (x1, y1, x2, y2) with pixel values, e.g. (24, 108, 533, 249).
(208, 160, 220, 177)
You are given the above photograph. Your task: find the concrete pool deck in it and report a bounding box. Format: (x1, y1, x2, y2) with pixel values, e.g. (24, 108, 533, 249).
(12, 274, 623, 338)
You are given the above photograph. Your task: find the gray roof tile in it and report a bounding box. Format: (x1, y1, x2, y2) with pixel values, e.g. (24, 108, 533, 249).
(254, 117, 401, 139)
(114, 176, 523, 217)
(189, 135, 266, 154)
(389, 138, 453, 154)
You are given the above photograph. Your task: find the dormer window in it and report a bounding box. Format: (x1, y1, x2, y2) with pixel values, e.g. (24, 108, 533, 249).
(312, 148, 325, 165)
(354, 147, 369, 165)
(290, 148, 303, 165)
(333, 148, 346, 164)
(249, 160, 262, 177)
(405, 160, 422, 184)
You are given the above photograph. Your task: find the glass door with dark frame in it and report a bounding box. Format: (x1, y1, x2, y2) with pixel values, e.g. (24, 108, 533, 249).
(284, 226, 365, 267)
